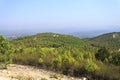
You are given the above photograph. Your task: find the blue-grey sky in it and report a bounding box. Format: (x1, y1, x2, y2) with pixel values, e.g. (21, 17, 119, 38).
(0, 0, 120, 32)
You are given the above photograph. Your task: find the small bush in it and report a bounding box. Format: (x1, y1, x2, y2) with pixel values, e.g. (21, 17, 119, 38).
(13, 53, 40, 66)
(83, 59, 99, 73)
(40, 78, 47, 80)
(95, 61, 120, 80)
(25, 76, 34, 80)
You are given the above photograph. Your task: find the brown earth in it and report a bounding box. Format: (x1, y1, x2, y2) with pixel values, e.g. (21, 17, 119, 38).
(0, 64, 85, 80)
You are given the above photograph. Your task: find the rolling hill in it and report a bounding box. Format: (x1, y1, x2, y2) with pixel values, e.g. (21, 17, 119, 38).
(88, 32, 120, 51)
(11, 32, 92, 50)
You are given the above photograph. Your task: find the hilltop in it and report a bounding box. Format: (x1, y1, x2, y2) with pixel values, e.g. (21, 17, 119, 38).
(12, 32, 92, 50)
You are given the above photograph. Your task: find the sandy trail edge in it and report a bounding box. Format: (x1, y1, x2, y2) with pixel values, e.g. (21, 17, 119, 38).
(0, 64, 84, 80)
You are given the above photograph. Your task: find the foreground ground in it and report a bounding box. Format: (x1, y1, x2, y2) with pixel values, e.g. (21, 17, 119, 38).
(0, 64, 85, 80)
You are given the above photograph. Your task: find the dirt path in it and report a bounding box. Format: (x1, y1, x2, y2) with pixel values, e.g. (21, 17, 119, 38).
(0, 64, 84, 80)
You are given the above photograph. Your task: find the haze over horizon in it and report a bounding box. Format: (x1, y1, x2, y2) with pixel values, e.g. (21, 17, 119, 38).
(0, 0, 120, 34)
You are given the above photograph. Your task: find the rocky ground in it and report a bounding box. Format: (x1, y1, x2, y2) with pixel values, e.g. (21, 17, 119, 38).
(0, 64, 86, 80)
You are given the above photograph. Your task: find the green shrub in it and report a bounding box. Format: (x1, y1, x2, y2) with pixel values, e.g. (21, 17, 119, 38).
(13, 53, 40, 66)
(95, 61, 120, 80)
(95, 47, 110, 62)
(83, 59, 99, 73)
(0, 36, 13, 67)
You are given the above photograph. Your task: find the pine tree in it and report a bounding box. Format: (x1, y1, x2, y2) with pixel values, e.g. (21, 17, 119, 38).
(0, 36, 13, 69)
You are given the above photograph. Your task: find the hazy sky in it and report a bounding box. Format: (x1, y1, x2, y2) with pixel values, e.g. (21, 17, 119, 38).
(0, 0, 120, 32)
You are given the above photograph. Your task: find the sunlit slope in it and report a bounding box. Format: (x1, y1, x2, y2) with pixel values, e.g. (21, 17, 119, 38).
(89, 32, 120, 51)
(12, 33, 92, 49)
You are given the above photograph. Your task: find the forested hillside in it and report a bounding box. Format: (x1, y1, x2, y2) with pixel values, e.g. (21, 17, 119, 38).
(12, 33, 91, 49)
(89, 32, 120, 51)
(0, 32, 120, 80)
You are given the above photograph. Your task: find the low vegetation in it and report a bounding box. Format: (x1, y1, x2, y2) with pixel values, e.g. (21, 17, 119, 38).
(0, 32, 120, 80)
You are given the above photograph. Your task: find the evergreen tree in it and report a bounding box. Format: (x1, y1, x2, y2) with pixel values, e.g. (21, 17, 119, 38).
(0, 36, 13, 68)
(95, 47, 109, 62)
